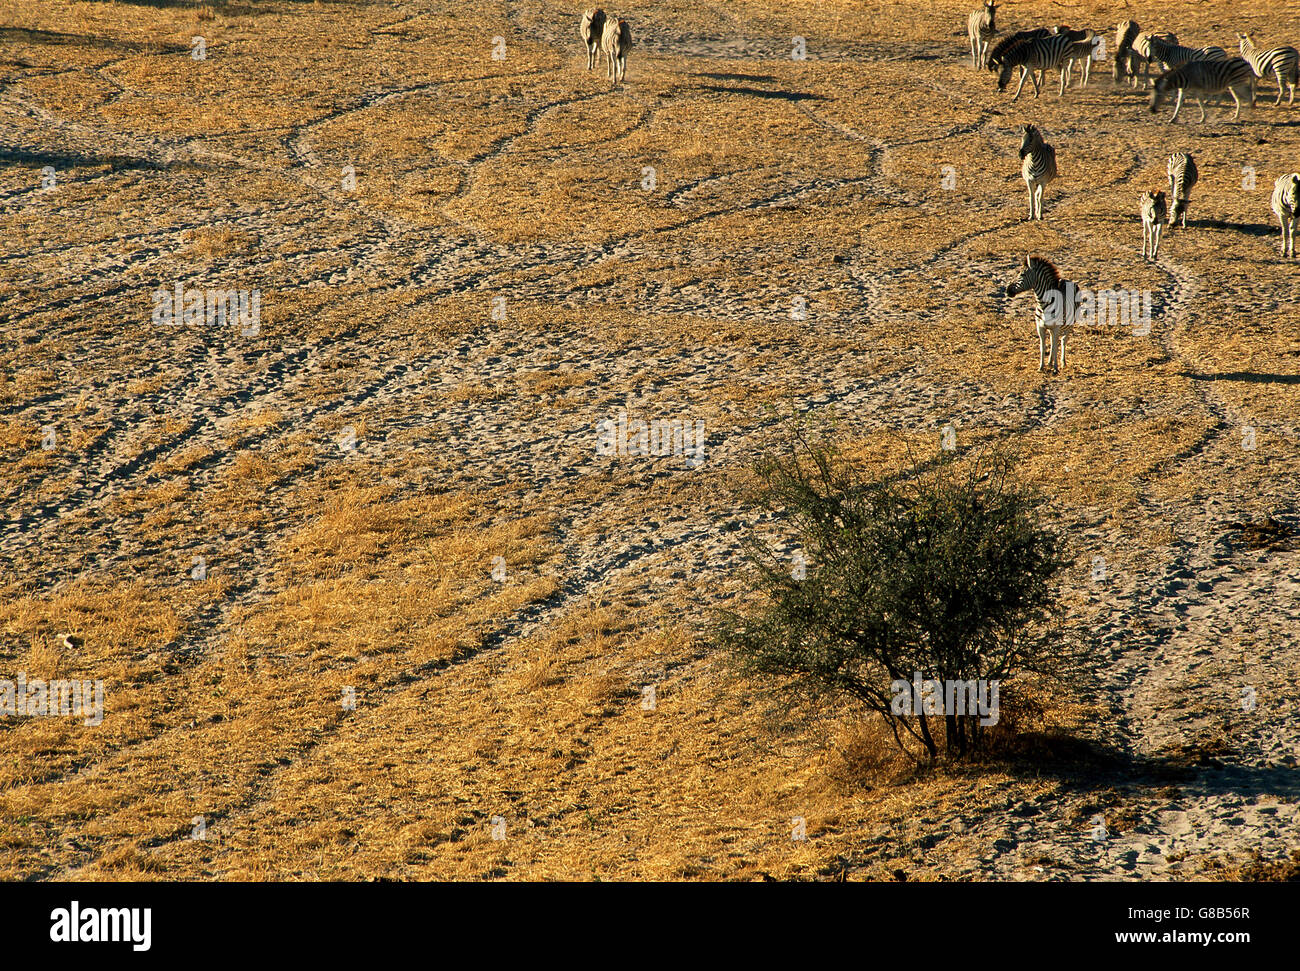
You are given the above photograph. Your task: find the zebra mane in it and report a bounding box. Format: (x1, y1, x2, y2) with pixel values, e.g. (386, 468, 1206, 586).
(988, 31, 1042, 68)
(1117, 20, 1139, 53)
(1025, 256, 1061, 282)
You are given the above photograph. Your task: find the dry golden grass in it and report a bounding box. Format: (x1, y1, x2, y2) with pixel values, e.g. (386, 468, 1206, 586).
(1, 0, 1297, 882)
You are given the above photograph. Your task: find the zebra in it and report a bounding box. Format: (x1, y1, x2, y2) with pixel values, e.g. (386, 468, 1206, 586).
(1018, 124, 1058, 221)
(1271, 172, 1300, 257)
(1114, 21, 1140, 85)
(579, 8, 607, 71)
(1149, 59, 1255, 122)
(1124, 31, 1180, 88)
(601, 15, 631, 88)
(987, 27, 1050, 76)
(1063, 34, 1102, 89)
(1140, 190, 1168, 260)
(1004, 256, 1078, 373)
(1146, 36, 1230, 72)
(995, 30, 1085, 101)
(968, 1, 998, 69)
(1238, 34, 1299, 106)
(1167, 152, 1198, 228)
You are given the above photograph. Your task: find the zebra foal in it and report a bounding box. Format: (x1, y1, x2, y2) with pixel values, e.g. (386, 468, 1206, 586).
(1140, 190, 1167, 260)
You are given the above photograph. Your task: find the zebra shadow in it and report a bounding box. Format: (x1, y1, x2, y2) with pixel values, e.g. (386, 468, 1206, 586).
(1195, 219, 1279, 237)
(0, 146, 165, 172)
(1181, 369, 1300, 385)
(691, 83, 823, 102)
(0, 27, 185, 54)
(691, 71, 781, 84)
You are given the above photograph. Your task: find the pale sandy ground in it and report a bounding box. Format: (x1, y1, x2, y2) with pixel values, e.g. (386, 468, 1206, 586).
(0, 0, 1297, 880)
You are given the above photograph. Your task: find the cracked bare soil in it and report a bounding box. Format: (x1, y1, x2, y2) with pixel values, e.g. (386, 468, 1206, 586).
(0, 0, 1297, 880)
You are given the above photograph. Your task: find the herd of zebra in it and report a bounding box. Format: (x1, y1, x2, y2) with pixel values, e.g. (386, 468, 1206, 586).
(579, 8, 632, 88)
(965, 4, 1300, 371)
(967, 3, 1299, 119)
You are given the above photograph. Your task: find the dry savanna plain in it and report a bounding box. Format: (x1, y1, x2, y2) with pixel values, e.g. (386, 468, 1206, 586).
(1, 0, 1298, 881)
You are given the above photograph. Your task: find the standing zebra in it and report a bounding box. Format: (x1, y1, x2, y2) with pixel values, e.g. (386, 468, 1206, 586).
(1145, 36, 1230, 72)
(601, 16, 632, 88)
(968, 1, 998, 69)
(1271, 172, 1300, 257)
(995, 30, 1085, 101)
(1150, 59, 1256, 122)
(1004, 256, 1078, 373)
(1238, 34, 1299, 106)
(1140, 190, 1168, 260)
(579, 8, 607, 71)
(1018, 124, 1058, 221)
(1063, 34, 1102, 88)
(1114, 21, 1140, 84)
(1167, 152, 1198, 228)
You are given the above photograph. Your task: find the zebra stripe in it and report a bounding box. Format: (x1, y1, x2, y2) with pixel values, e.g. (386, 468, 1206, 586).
(1271, 173, 1300, 257)
(968, 1, 998, 69)
(1114, 20, 1140, 84)
(1018, 124, 1058, 221)
(580, 8, 607, 71)
(996, 32, 1081, 101)
(1167, 152, 1198, 227)
(1140, 190, 1167, 260)
(1150, 59, 1256, 122)
(601, 16, 631, 87)
(1146, 36, 1229, 71)
(1004, 256, 1076, 372)
(1238, 34, 1299, 106)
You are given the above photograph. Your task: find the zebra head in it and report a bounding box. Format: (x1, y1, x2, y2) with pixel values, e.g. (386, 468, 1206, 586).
(1284, 174, 1300, 210)
(1148, 72, 1174, 113)
(1017, 124, 1040, 159)
(1005, 255, 1060, 300)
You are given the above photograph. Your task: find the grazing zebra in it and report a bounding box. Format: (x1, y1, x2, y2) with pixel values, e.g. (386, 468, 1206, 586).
(1271, 172, 1300, 257)
(1140, 190, 1168, 260)
(1238, 34, 1299, 106)
(1005, 256, 1077, 373)
(968, 1, 998, 69)
(1114, 21, 1140, 84)
(601, 15, 631, 88)
(580, 8, 607, 71)
(1166, 151, 1198, 228)
(1018, 124, 1058, 221)
(996, 30, 1083, 101)
(1150, 59, 1256, 122)
(987, 27, 1050, 76)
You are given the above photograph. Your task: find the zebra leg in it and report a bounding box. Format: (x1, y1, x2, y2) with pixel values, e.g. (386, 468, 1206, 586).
(1170, 89, 1183, 122)
(1141, 225, 1149, 259)
(1228, 88, 1243, 121)
(1037, 323, 1048, 370)
(1274, 68, 1285, 106)
(1012, 68, 1030, 102)
(1154, 223, 1162, 259)
(1035, 183, 1044, 220)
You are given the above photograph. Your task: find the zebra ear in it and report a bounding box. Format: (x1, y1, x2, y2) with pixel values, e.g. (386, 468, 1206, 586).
(1024, 255, 1032, 268)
